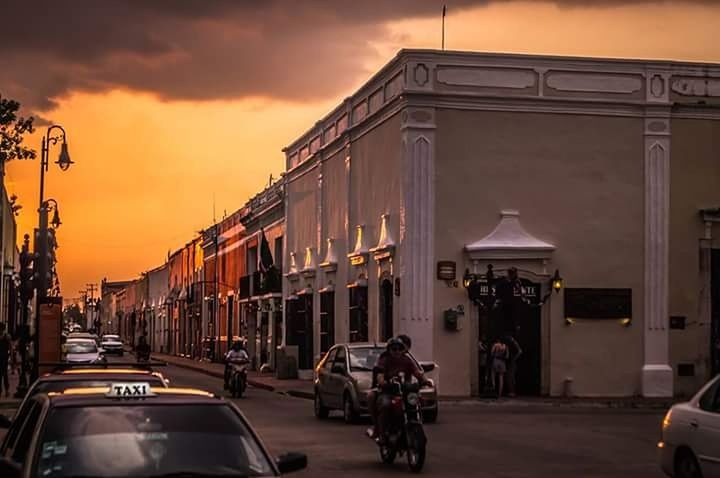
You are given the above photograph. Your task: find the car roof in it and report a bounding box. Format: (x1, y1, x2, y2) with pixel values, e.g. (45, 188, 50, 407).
(46, 387, 219, 407)
(66, 338, 95, 343)
(336, 342, 385, 349)
(39, 370, 162, 382)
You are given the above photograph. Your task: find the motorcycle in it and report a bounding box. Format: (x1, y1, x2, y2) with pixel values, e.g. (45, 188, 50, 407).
(227, 359, 248, 398)
(375, 376, 427, 473)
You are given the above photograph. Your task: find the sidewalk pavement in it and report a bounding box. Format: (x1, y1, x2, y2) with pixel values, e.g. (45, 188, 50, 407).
(152, 353, 315, 400)
(153, 353, 676, 409)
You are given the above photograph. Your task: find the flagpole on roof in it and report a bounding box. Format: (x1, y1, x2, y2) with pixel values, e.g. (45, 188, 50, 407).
(442, 5, 446, 50)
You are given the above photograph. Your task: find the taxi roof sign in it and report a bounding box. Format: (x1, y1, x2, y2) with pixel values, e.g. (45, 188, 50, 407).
(106, 382, 156, 398)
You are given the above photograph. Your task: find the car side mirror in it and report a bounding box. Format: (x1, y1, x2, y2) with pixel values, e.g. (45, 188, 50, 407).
(0, 457, 21, 478)
(276, 452, 307, 474)
(331, 364, 346, 375)
(0, 414, 11, 428)
(421, 362, 435, 372)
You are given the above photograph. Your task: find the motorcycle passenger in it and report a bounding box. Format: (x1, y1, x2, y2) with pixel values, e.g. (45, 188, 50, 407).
(375, 337, 428, 444)
(224, 341, 249, 390)
(367, 334, 412, 439)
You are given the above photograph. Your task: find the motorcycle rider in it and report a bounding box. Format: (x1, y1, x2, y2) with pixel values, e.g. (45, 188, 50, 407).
(367, 334, 412, 439)
(224, 340, 249, 390)
(374, 337, 428, 444)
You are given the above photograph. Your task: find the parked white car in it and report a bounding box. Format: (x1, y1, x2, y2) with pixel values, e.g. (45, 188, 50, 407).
(63, 338, 106, 364)
(100, 334, 124, 356)
(660, 374, 720, 478)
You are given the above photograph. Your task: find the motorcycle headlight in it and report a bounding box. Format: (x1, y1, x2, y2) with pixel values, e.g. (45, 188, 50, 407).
(406, 393, 419, 406)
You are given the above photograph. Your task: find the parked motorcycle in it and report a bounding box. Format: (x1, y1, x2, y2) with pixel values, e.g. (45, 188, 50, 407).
(228, 359, 249, 398)
(375, 377, 427, 473)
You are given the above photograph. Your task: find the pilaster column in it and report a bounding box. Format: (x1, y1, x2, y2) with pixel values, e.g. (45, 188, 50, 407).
(399, 107, 436, 362)
(642, 108, 673, 397)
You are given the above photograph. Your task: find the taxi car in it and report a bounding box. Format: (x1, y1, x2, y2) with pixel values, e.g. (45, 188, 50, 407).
(0, 384, 307, 477)
(659, 374, 720, 478)
(314, 342, 439, 424)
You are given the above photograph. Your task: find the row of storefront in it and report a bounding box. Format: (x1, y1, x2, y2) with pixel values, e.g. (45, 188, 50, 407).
(103, 48, 720, 398)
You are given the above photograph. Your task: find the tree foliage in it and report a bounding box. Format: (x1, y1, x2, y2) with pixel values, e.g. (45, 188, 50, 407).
(0, 94, 36, 174)
(63, 303, 84, 325)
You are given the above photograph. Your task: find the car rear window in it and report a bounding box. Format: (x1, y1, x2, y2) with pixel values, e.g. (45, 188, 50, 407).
(35, 404, 274, 477)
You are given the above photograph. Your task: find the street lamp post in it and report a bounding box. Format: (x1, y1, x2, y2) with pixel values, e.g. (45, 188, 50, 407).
(32, 125, 73, 381)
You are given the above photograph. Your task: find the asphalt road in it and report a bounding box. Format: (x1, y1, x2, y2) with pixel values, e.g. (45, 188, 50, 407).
(162, 363, 667, 478)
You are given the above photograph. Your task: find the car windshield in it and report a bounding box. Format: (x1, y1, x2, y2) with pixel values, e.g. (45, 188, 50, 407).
(32, 378, 165, 395)
(349, 347, 385, 372)
(35, 404, 274, 477)
(66, 343, 97, 354)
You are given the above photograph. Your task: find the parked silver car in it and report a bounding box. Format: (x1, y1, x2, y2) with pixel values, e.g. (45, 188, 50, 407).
(313, 343, 438, 424)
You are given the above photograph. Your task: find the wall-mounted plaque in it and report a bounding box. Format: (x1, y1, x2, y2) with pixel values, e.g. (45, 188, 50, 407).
(564, 288, 632, 319)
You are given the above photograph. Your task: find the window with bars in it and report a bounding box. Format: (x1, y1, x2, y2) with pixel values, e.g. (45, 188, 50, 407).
(320, 291, 335, 352)
(349, 286, 368, 343)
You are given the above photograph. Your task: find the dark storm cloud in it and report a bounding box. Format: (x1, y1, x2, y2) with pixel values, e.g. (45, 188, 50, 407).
(0, 0, 714, 112)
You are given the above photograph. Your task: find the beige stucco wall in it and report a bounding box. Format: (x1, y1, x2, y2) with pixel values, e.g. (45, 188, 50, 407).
(347, 114, 402, 342)
(434, 109, 645, 397)
(286, 167, 319, 278)
(669, 118, 720, 397)
(321, 148, 350, 342)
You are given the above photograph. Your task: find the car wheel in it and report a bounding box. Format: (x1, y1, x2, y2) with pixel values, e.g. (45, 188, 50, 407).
(314, 391, 329, 419)
(675, 449, 703, 478)
(423, 408, 438, 423)
(343, 394, 357, 424)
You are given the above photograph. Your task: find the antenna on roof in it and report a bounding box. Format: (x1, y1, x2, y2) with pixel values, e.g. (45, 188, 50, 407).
(441, 5, 447, 50)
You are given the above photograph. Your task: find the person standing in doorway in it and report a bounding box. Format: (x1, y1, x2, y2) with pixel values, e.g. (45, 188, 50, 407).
(0, 324, 11, 397)
(490, 337, 509, 399)
(504, 335, 523, 398)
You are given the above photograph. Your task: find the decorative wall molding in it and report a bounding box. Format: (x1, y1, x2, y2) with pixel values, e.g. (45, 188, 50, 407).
(647, 72, 670, 103)
(399, 106, 436, 361)
(465, 210, 555, 261)
(413, 63, 430, 87)
(320, 238, 338, 272)
(671, 77, 720, 97)
(642, 109, 673, 398)
(546, 72, 642, 94)
(300, 247, 316, 278)
(436, 67, 536, 89)
(347, 225, 369, 265)
(285, 251, 300, 281)
(371, 214, 396, 261)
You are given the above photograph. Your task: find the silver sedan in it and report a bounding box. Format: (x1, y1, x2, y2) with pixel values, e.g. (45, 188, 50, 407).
(313, 343, 438, 424)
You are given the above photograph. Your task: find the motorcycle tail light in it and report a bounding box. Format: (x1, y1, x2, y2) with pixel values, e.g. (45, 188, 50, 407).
(392, 397, 403, 407)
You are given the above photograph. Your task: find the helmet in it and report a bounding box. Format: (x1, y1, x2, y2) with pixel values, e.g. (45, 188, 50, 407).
(386, 337, 407, 352)
(397, 334, 412, 350)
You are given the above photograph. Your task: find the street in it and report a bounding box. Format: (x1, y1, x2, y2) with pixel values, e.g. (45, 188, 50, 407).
(159, 363, 665, 478)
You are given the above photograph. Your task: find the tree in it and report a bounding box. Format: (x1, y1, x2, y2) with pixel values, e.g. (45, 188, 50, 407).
(0, 94, 36, 176)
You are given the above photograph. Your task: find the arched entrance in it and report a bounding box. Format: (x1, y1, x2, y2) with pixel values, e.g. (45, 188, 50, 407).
(379, 277, 394, 341)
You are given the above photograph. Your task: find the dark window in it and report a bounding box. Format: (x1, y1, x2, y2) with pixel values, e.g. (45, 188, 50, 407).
(379, 279, 393, 341)
(320, 291, 335, 353)
(564, 288, 632, 320)
(699, 378, 720, 413)
(247, 247, 258, 275)
(349, 286, 368, 342)
(13, 401, 43, 463)
(274, 237, 283, 271)
(334, 346, 347, 370)
(34, 405, 273, 477)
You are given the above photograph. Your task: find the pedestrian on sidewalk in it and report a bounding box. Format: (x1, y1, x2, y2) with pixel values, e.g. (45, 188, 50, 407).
(0, 323, 12, 397)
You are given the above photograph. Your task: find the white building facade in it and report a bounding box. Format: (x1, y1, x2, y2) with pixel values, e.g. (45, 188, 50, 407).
(282, 49, 720, 398)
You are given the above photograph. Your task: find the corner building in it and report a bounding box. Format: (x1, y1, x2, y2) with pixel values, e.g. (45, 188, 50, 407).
(282, 49, 720, 397)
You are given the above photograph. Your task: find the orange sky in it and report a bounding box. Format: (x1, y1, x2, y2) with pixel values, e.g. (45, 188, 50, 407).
(5, 1, 720, 300)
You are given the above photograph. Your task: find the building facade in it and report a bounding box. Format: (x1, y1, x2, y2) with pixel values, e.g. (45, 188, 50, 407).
(146, 264, 169, 353)
(282, 49, 720, 397)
